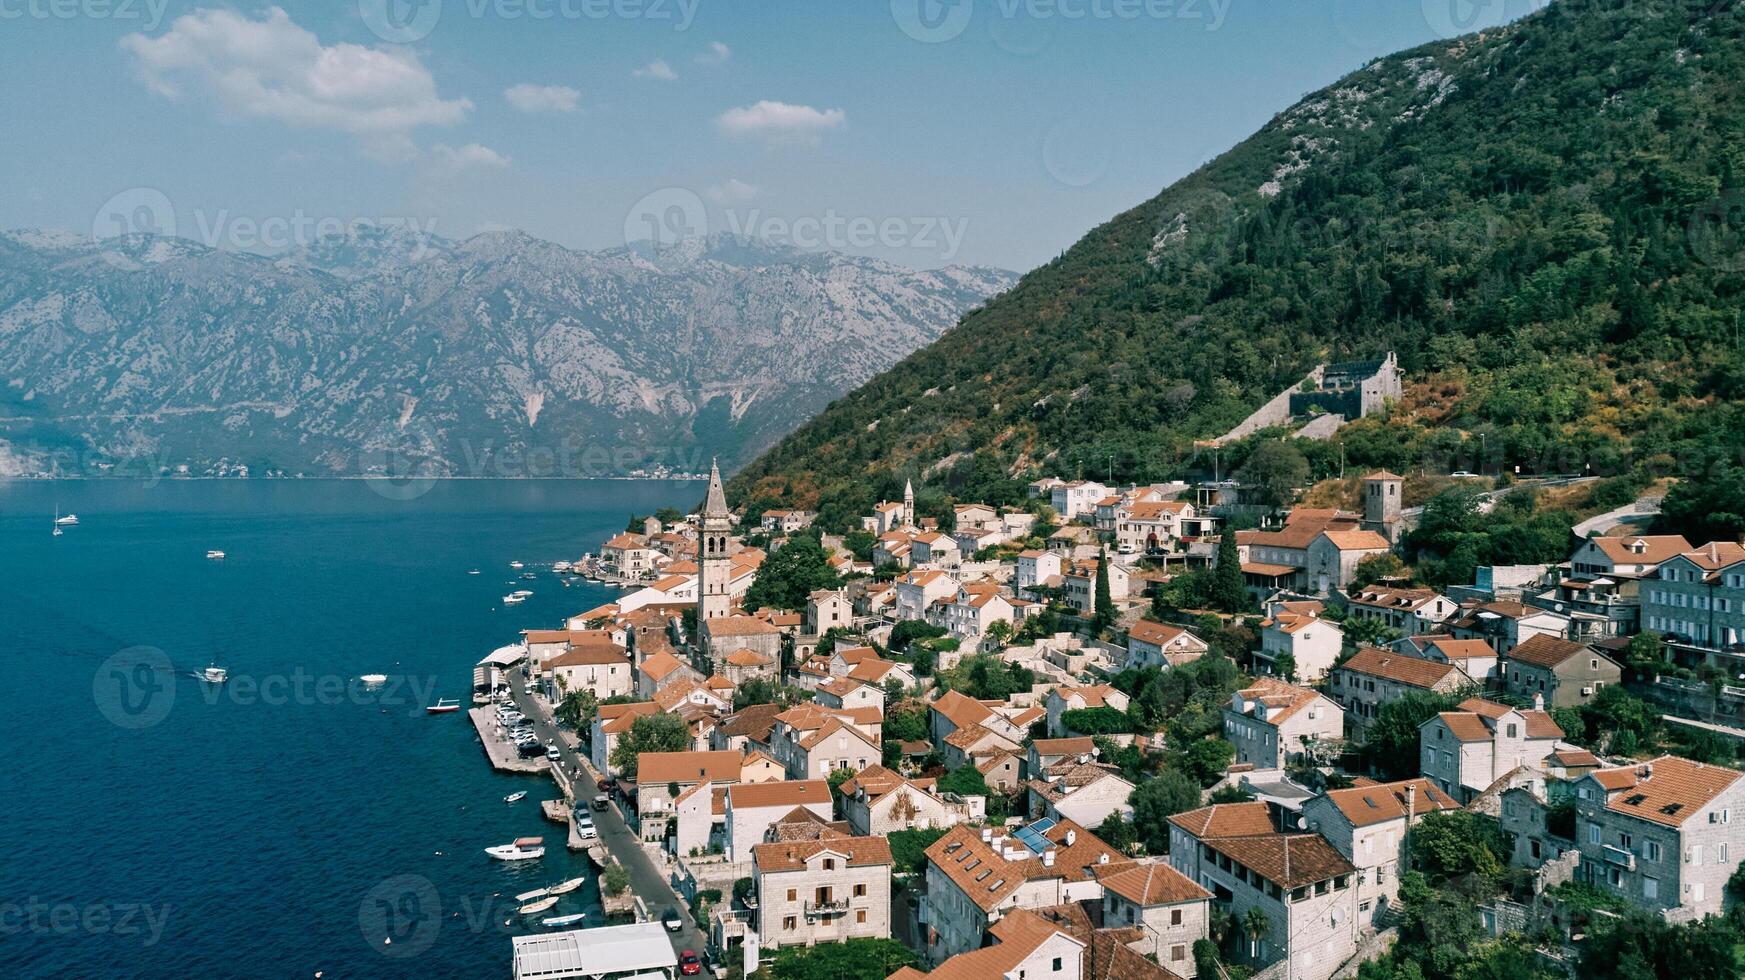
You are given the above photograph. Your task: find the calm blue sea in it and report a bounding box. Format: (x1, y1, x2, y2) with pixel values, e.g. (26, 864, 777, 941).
(0, 478, 702, 979)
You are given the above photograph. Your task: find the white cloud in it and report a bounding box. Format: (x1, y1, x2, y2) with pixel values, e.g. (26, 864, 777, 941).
(696, 41, 731, 65)
(428, 143, 511, 175)
(633, 59, 677, 81)
(120, 7, 469, 154)
(504, 84, 580, 113)
(705, 178, 760, 204)
(715, 100, 844, 145)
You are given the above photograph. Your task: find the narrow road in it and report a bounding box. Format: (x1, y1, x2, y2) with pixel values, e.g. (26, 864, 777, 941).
(507, 673, 711, 960)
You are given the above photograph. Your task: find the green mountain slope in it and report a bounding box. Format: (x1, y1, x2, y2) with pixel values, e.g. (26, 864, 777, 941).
(731, 0, 1745, 523)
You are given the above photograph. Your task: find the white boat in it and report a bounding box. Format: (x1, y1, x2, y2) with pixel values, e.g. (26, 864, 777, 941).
(509, 561, 525, 569)
(546, 876, 586, 896)
(502, 593, 527, 605)
(426, 698, 461, 714)
(518, 896, 559, 915)
(467, 569, 481, 575)
(199, 664, 228, 684)
(54, 513, 79, 526)
(359, 674, 388, 686)
(504, 791, 528, 803)
(485, 836, 545, 861)
(552, 561, 573, 573)
(52, 526, 62, 537)
(515, 887, 550, 902)
(540, 912, 586, 928)
(206, 550, 226, 560)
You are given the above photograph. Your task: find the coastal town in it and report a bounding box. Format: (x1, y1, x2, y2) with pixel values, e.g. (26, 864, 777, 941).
(475, 441, 1745, 980)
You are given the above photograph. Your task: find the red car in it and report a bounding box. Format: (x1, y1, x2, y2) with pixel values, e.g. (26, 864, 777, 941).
(596, 777, 617, 793)
(678, 949, 702, 976)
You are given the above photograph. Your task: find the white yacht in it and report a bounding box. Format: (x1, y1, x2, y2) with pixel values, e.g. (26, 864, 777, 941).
(54, 513, 79, 526)
(485, 837, 545, 861)
(206, 550, 226, 560)
(508, 560, 525, 570)
(199, 664, 229, 684)
(551, 560, 573, 573)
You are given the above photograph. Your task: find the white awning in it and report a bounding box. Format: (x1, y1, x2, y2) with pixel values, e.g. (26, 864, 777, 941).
(479, 643, 528, 668)
(512, 922, 677, 979)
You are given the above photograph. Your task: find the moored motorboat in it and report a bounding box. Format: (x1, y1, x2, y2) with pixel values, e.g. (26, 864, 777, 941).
(54, 513, 79, 526)
(514, 887, 550, 902)
(546, 876, 585, 896)
(517, 896, 559, 915)
(426, 698, 461, 714)
(485, 837, 545, 861)
(509, 560, 524, 569)
(503, 592, 529, 605)
(552, 560, 572, 573)
(359, 674, 388, 686)
(199, 664, 229, 684)
(504, 791, 527, 803)
(206, 550, 225, 559)
(540, 912, 586, 928)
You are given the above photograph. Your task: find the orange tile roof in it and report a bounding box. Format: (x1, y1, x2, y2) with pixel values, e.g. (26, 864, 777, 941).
(1166, 802, 1275, 839)
(1321, 779, 1460, 827)
(1588, 535, 1693, 565)
(636, 750, 743, 785)
(729, 779, 832, 811)
(1599, 756, 1744, 827)
(1338, 647, 1466, 690)
(1128, 620, 1202, 648)
(930, 689, 996, 729)
(1505, 634, 1589, 669)
(1032, 737, 1096, 757)
(544, 643, 629, 668)
(890, 909, 1083, 980)
(1349, 586, 1445, 612)
(724, 649, 773, 667)
(924, 820, 1127, 912)
(1202, 833, 1355, 889)
(1231, 676, 1326, 727)
(705, 614, 780, 637)
(1320, 529, 1391, 551)
(640, 651, 686, 681)
(753, 834, 892, 873)
(1097, 861, 1212, 907)
(1454, 697, 1563, 738)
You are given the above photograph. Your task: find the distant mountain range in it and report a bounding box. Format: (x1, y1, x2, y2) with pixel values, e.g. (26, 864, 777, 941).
(0, 227, 1013, 478)
(732, 0, 1745, 516)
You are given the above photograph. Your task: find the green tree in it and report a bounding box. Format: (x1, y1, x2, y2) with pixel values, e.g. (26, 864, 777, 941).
(1212, 531, 1247, 613)
(1095, 812, 1139, 853)
(1655, 465, 1745, 544)
(1093, 548, 1116, 631)
(603, 864, 629, 896)
(742, 533, 841, 612)
(1241, 906, 1270, 957)
(1366, 690, 1463, 780)
(608, 712, 690, 779)
(936, 764, 990, 798)
(1352, 552, 1410, 590)
(887, 828, 947, 875)
(1130, 769, 1203, 853)
(555, 689, 597, 730)
(763, 938, 919, 980)
(1236, 439, 1310, 508)
(1170, 738, 1236, 787)
(1408, 811, 1507, 886)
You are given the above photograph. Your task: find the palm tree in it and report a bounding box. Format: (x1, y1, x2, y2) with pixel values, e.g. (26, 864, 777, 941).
(1242, 906, 1270, 959)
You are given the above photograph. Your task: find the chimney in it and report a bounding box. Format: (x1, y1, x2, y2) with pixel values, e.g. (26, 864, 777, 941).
(1405, 784, 1417, 828)
(1532, 692, 1544, 712)
(1065, 829, 1077, 847)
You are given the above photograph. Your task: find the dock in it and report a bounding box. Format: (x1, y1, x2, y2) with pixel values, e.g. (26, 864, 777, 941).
(468, 708, 550, 774)
(542, 799, 571, 824)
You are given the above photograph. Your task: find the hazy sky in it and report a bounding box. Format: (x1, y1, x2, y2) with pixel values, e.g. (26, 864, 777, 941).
(0, 0, 1542, 271)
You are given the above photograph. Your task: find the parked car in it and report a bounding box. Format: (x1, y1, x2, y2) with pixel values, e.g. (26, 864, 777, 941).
(596, 777, 617, 794)
(590, 797, 608, 813)
(574, 815, 597, 841)
(678, 950, 702, 976)
(661, 907, 683, 932)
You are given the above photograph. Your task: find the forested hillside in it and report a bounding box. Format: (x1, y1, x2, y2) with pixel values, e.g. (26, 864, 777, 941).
(731, 0, 1745, 524)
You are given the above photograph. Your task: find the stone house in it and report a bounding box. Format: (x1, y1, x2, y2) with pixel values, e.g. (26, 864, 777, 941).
(894, 569, 960, 621)
(724, 779, 835, 862)
(805, 588, 854, 636)
(702, 615, 783, 680)
(754, 833, 893, 947)
(771, 709, 881, 781)
(1299, 779, 1461, 929)
(1327, 647, 1473, 741)
(1447, 600, 1571, 657)
(1418, 696, 1564, 804)
(1026, 760, 1135, 828)
(1222, 677, 1343, 771)
(1017, 550, 1064, 591)
(591, 701, 660, 777)
(1500, 634, 1622, 709)
(1255, 606, 1342, 683)
(1125, 620, 1209, 670)
(1343, 586, 1457, 637)
(1642, 542, 1745, 669)
(920, 819, 1127, 964)
(1572, 755, 1745, 918)
(1398, 635, 1500, 685)
(543, 641, 634, 701)
(839, 765, 963, 837)
(1166, 803, 1360, 980)
(1045, 685, 1131, 738)
(814, 677, 886, 714)
(1095, 861, 1213, 975)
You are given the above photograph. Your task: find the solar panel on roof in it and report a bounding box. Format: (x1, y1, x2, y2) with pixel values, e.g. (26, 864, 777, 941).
(1014, 818, 1057, 855)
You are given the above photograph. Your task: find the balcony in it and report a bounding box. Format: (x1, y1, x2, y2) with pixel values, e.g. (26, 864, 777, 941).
(803, 899, 850, 918)
(1599, 844, 1635, 870)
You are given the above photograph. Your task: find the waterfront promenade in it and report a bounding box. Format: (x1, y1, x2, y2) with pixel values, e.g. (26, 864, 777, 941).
(505, 673, 710, 959)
